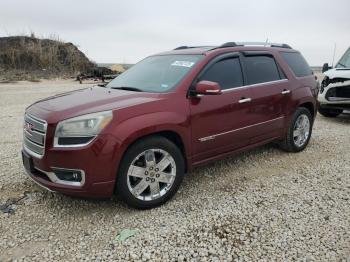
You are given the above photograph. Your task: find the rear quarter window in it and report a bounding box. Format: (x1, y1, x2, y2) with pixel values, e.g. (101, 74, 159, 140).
(280, 52, 313, 77)
(244, 55, 281, 85)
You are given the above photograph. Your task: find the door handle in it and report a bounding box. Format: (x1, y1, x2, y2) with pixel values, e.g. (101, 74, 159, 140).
(281, 89, 291, 95)
(238, 98, 252, 104)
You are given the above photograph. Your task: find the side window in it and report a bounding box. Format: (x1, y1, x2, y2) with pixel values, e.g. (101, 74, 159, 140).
(199, 57, 243, 90)
(244, 55, 281, 85)
(277, 64, 287, 79)
(280, 52, 313, 77)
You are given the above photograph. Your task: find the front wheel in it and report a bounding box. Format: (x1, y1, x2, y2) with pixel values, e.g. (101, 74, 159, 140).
(116, 136, 185, 209)
(279, 107, 313, 152)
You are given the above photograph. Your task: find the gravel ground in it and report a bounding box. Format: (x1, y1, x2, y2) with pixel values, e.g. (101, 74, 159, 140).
(0, 80, 349, 261)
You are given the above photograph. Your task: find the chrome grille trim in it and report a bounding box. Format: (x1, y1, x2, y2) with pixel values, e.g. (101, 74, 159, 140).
(24, 129, 45, 145)
(23, 114, 47, 158)
(25, 114, 47, 132)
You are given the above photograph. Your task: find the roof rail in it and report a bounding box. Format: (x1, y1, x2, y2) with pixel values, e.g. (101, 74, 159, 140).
(174, 46, 190, 50)
(219, 42, 238, 48)
(173, 45, 215, 50)
(214, 42, 292, 49)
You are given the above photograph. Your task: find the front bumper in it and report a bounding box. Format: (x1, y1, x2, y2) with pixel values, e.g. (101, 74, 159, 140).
(318, 80, 350, 105)
(22, 133, 121, 198)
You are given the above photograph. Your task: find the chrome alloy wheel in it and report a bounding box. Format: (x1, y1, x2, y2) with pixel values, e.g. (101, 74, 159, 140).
(126, 149, 176, 201)
(293, 114, 310, 147)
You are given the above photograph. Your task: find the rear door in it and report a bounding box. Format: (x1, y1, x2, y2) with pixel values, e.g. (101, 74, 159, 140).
(241, 53, 291, 143)
(189, 54, 254, 163)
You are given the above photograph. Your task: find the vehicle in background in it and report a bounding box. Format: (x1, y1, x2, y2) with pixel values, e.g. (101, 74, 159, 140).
(76, 66, 120, 84)
(319, 47, 350, 117)
(22, 42, 318, 209)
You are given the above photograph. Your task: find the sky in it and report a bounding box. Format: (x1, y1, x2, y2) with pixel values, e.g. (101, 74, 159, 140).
(1, 0, 349, 66)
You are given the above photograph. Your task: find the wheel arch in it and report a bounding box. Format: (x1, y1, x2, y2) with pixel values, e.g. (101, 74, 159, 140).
(115, 128, 190, 177)
(126, 130, 187, 163)
(299, 101, 315, 119)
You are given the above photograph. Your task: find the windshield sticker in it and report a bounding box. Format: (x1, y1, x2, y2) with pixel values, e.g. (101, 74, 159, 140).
(171, 61, 195, 68)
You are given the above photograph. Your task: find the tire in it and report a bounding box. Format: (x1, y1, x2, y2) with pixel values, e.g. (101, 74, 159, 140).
(116, 136, 185, 209)
(318, 107, 343, 118)
(279, 107, 313, 152)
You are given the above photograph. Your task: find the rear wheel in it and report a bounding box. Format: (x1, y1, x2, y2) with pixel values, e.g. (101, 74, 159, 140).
(116, 136, 185, 209)
(280, 107, 313, 152)
(318, 107, 343, 118)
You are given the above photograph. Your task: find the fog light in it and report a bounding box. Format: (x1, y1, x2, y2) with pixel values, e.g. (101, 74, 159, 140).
(53, 169, 82, 182)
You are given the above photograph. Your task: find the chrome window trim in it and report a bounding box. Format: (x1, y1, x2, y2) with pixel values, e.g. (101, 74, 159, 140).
(221, 79, 289, 93)
(190, 51, 289, 96)
(199, 116, 284, 142)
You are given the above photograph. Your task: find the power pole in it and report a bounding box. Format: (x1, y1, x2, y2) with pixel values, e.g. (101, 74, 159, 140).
(331, 43, 337, 66)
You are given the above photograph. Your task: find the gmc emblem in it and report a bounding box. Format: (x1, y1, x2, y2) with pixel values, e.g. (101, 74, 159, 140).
(24, 122, 34, 134)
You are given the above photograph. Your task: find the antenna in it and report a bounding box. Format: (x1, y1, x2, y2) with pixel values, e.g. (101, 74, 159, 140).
(331, 43, 337, 67)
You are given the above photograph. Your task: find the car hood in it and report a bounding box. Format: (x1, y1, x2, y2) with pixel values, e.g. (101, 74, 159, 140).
(27, 86, 161, 121)
(324, 68, 350, 79)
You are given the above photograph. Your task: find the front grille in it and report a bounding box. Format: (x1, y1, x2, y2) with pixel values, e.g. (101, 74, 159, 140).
(23, 114, 47, 158)
(326, 85, 350, 101)
(336, 85, 350, 98)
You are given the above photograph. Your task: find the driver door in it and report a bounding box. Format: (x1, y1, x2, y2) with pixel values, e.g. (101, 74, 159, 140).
(189, 54, 254, 163)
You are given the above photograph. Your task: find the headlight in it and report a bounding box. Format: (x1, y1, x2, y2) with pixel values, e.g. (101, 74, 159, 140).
(54, 111, 113, 147)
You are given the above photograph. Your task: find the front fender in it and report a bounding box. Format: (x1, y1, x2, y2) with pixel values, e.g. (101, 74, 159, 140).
(108, 111, 190, 177)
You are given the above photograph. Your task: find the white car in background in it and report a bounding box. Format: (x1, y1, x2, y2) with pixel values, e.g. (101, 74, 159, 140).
(318, 47, 350, 117)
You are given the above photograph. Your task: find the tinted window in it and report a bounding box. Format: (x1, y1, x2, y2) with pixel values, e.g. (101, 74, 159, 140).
(281, 52, 313, 77)
(199, 57, 243, 90)
(244, 55, 281, 85)
(278, 65, 287, 79)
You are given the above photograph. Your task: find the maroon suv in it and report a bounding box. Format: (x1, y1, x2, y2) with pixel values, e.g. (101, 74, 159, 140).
(22, 42, 318, 208)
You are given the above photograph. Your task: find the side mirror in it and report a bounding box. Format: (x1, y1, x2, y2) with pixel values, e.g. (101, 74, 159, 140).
(194, 81, 222, 95)
(322, 63, 332, 73)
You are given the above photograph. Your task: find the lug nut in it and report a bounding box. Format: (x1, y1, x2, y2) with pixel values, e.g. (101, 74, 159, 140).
(145, 171, 148, 175)
(149, 167, 153, 170)
(156, 174, 160, 178)
(155, 168, 159, 172)
(146, 177, 150, 181)
(151, 178, 155, 183)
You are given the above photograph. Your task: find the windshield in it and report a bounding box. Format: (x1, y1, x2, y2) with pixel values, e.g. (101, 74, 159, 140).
(336, 48, 350, 68)
(107, 55, 203, 92)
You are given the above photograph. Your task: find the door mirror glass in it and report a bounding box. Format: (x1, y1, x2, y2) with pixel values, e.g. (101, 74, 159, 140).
(322, 63, 332, 73)
(195, 81, 222, 95)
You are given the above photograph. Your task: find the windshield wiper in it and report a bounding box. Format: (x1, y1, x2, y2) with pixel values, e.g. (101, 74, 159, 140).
(337, 62, 346, 68)
(110, 86, 143, 92)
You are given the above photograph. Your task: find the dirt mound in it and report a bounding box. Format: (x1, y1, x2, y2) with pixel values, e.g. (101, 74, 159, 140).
(0, 36, 95, 80)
